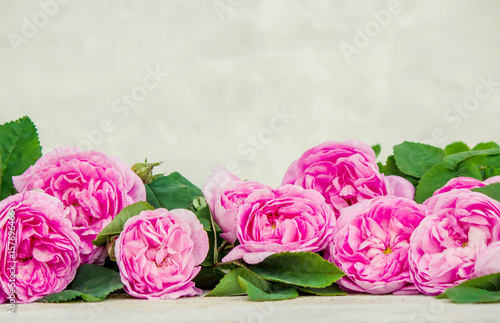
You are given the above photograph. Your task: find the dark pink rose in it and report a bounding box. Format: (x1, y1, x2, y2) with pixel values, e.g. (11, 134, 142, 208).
(325, 196, 425, 294)
(13, 147, 146, 264)
(282, 140, 414, 217)
(0, 191, 80, 303)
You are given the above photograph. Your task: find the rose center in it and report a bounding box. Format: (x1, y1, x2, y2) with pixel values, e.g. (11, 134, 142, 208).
(462, 241, 468, 248)
(19, 256, 33, 262)
(156, 257, 169, 267)
(383, 246, 392, 255)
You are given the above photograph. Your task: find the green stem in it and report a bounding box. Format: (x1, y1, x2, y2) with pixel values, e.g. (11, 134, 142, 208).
(209, 209, 218, 265)
(214, 260, 247, 269)
(217, 241, 230, 255)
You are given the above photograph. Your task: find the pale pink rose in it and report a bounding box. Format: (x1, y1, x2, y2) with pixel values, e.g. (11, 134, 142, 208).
(13, 147, 146, 264)
(0, 191, 80, 303)
(115, 208, 209, 300)
(409, 190, 500, 295)
(222, 184, 336, 264)
(203, 166, 272, 244)
(475, 241, 500, 276)
(386, 175, 415, 200)
(325, 196, 425, 294)
(282, 140, 414, 217)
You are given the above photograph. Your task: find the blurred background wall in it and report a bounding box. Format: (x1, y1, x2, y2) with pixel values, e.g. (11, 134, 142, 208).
(1, 0, 499, 187)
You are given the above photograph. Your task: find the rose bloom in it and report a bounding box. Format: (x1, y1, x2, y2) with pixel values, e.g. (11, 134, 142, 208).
(203, 165, 272, 244)
(282, 140, 414, 217)
(115, 208, 209, 300)
(475, 241, 500, 277)
(425, 176, 500, 203)
(13, 147, 146, 264)
(325, 196, 425, 294)
(222, 184, 336, 264)
(409, 190, 500, 295)
(0, 191, 80, 303)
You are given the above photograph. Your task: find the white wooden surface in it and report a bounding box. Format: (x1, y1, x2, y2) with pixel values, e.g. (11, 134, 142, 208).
(2, 294, 500, 323)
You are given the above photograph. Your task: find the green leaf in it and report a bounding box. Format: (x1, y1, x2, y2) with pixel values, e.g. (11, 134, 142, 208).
(41, 265, 123, 303)
(444, 148, 500, 165)
(167, 171, 203, 199)
(485, 168, 500, 179)
(382, 156, 419, 187)
(377, 162, 383, 173)
(249, 252, 344, 288)
(414, 162, 456, 203)
(445, 142, 469, 156)
(0, 116, 42, 199)
(195, 205, 212, 232)
(93, 201, 154, 246)
(238, 277, 299, 302)
(297, 284, 347, 296)
(415, 148, 500, 203)
(438, 287, 500, 304)
(393, 141, 445, 178)
(192, 196, 207, 212)
(472, 183, 500, 203)
(485, 155, 500, 168)
(146, 172, 202, 211)
(436, 273, 500, 303)
(473, 142, 500, 151)
(206, 267, 271, 297)
(456, 159, 483, 180)
(371, 144, 381, 158)
(482, 155, 500, 179)
(42, 290, 100, 303)
(193, 267, 226, 290)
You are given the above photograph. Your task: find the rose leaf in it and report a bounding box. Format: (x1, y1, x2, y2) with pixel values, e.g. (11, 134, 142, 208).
(249, 252, 344, 288)
(93, 201, 154, 246)
(41, 265, 124, 303)
(393, 141, 445, 178)
(0, 116, 42, 199)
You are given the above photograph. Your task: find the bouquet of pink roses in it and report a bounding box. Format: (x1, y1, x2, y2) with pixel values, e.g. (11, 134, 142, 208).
(1, 116, 500, 305)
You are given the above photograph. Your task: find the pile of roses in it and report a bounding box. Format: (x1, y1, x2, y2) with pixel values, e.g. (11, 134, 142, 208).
(204, 140, 500, 296)
(1, 116, 500, 304)
(0, 145, 209, 302)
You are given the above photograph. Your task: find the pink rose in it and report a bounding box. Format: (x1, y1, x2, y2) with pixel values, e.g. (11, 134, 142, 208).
(203, 166, 272, 244)
(409, 190, 500, 295)
(115, 208, 209, 300)
(425, 176, 500, 203)
(325, 196, 425, 294)
(282, 140, 414, 217)
(0, 191, 80, 303)
(222, 184, 336, 264)
(13, 147, 146, 264)
(475, 241, 500, 276)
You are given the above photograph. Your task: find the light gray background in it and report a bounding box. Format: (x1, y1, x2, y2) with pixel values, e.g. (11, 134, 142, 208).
(1, 0, 499, 188)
